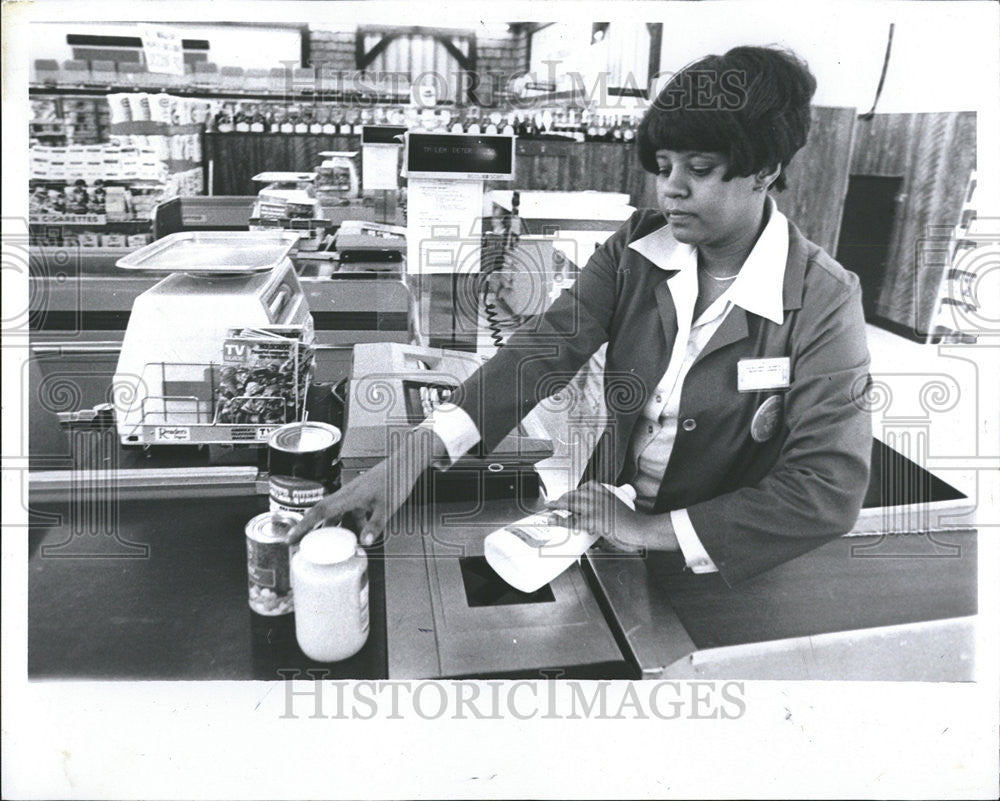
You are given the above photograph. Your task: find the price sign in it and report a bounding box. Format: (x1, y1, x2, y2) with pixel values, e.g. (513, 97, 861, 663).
(141, 25, 185, 76)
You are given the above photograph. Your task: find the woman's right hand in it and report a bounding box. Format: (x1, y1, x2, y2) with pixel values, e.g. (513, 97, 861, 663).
(286, 459, 399, 546)
(286, 426, 444, 546)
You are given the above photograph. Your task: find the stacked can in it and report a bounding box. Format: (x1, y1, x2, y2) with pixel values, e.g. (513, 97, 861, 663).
(245, 510, 302, 616)
(267, 422, 342, 516)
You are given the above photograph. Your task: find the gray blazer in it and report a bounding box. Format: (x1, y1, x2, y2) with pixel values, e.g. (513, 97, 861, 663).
(455, 210, 872, 585)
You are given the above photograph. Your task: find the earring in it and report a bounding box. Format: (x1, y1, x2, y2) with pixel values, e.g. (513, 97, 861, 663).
(754, 184, 766, 192)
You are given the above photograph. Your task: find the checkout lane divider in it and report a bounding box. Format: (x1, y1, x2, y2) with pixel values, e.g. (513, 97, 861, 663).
(28, 466, 263, 502)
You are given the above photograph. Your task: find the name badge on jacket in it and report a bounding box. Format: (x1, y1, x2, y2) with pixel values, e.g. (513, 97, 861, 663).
(738, 357, 790, 392)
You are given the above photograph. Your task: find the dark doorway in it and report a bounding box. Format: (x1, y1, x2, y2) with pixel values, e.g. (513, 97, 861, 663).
(835, 175, 904, 319)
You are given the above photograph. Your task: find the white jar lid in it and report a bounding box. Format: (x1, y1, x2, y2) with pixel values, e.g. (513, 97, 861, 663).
(300, 527, 357, 565)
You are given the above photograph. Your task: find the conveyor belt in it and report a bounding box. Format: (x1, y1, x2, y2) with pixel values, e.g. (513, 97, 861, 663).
(28, 495, 388, 680)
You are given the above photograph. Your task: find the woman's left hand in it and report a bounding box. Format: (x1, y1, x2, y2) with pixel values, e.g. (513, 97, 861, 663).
(549, 481, 646, 552)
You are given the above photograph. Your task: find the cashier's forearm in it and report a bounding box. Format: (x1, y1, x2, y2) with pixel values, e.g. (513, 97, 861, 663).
(620, 508, 680, 552)
(385, 426, 450, 483)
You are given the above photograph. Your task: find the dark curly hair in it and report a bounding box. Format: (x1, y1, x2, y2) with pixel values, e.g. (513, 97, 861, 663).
(637, 46, 816, 191)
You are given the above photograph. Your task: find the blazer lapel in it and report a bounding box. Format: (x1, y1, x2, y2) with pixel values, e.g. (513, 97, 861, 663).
(654, 279, 679, 348)
(693, 306, 750, 367)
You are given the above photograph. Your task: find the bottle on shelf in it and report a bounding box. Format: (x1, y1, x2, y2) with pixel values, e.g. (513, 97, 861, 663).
(270, 105, 284, 134)
(293, 106, 308, 134)
(386, 106, 405, 126)
(327, 107, 341, 135)
(529, 111, 542, 138)
(531, 110, 544, 136)
(622, 112, 636, 143)
(596, 114, 609, 142)
(338, 108, 353, 135)
(309, 106, 323, 135)
(540, 108, 553, 136)
(319, 106, 333, 134)
(216, 104, 234, 134)
(467, 112, 478, 134)
(416, 108, 435, 132)
(234, 104, 251, 133)
(250, 105, 267, 133)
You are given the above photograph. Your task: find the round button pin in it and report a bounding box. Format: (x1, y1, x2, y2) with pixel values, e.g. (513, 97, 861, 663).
(751, 395, 783, 442)
(682, 418, 696, 431)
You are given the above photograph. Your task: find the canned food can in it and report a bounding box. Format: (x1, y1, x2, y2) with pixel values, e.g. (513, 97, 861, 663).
(245, 510, 302, 616)
(269, 474, 326, 515)
(268, 422, 342, 516)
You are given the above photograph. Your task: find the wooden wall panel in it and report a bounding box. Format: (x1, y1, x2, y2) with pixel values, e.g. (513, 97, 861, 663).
(849, 111, 977, 334)
(851, 111, 976, 334)
(204, 133, 360, 195)
(582, 143, 634, 195)
(775, 106, 857, 255)
(512, 140, 634, 196)
(629, 147, 658, 211)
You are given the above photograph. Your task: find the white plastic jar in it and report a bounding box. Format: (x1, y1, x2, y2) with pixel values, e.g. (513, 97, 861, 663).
(290, 527, 369, 662)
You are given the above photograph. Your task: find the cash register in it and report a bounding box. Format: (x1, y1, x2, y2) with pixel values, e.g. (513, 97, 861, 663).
(339, 342, 553, 497)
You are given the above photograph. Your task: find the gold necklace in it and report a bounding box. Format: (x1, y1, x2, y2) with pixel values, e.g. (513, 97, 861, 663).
(702, 267, 739, 281)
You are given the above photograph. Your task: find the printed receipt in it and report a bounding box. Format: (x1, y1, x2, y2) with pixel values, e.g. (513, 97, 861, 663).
(407, 178, 486, 275)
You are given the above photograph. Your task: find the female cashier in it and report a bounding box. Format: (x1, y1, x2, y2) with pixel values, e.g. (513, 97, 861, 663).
(290, 46, 873, 587)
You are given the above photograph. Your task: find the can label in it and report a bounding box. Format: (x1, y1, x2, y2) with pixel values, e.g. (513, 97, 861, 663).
(246, 532, 294, 616)
(269, 475, 325, 515)
(247, 538, 291, 592)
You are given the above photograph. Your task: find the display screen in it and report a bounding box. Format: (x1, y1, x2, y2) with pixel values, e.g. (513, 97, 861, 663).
(406, 133, 515, 179)
(402, 380, 457, 422)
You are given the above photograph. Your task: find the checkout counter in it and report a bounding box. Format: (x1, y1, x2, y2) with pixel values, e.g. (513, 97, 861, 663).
(26, 195, 978, 682)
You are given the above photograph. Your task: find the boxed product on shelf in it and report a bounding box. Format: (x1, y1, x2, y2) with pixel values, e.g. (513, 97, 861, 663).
(65, 152, 87, 182)
(31, 98, 60, 122)
(107, 92, 210, 126)
(84, 146, 106, 179)
(104, 186, 133, 218)
(47, 149, 67, 179)
(129, 194, 163, 219)
(64, 181, 90, 214)
(102, 146, 125, 178)
(30, 149, 51, 178)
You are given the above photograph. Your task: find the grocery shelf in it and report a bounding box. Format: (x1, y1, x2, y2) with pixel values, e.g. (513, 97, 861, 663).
(30, 83, 413, 104)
